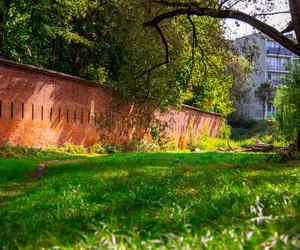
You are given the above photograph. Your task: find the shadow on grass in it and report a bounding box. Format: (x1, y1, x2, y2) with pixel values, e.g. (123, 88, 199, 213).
(0, 152, 299, 249)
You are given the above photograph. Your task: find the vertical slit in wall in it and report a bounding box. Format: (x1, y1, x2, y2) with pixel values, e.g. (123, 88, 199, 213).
(0, 100, 2, 118)
(50, 108, 53, 122)
(10, 102, 14, 119)
(67, 109, 69, 123)
(58, 108, 61, 122)
(74, 110, 76, 123)
(21, 103, 24, 119)
(88, 111, 90, 124)
(41, 106, 44, 121)
(32, 104, 34, 120)
(95, 114, 97, 126)
(81, 111, 83, 124)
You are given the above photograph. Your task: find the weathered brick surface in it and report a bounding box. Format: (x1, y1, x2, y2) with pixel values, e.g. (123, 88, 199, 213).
(0, 59, 223, 148)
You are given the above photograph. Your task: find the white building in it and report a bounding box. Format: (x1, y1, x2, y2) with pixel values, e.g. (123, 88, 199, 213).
(235, 33, 297, 120)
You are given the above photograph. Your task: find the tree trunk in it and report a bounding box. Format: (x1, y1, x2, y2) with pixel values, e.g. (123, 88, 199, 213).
(289, 0, 300, 46)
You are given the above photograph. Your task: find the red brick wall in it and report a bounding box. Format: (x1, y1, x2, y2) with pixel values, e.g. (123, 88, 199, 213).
(0, 59, 223, 148)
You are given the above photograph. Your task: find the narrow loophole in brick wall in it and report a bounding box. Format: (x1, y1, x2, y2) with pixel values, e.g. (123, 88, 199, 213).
(10, 102, 14, 119)
(81, 111, 84, 124)
(67, 109, 69, 123)
(21, 103, 24, 119)
(74, 110, 76, 123)
(0, 101, 2, 118)
(95, 114, 97, 126)
(32, 104, 34, 120)
(50, 108, 53, 122)
(88, 111, 90, 123)
(41, 106, 44, 121)
(58, 108, 61, 122)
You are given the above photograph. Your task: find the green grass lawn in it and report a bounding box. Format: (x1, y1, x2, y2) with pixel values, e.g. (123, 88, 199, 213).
(0, 152, 300, 249)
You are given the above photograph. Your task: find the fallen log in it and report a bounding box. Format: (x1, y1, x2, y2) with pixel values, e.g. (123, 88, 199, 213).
(242, 140, 282, 152)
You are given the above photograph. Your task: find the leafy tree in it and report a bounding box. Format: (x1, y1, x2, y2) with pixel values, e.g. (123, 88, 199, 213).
(0, 0, 246, 116)
(229, 55, 253, 113)
(255, 80, 277, 120)
(274, 59, 300, 148)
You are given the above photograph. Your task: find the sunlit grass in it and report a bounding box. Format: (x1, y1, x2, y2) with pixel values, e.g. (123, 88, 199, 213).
(0, 152, 300, 249)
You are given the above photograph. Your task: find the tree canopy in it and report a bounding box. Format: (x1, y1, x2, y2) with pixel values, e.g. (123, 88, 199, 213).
(0, 0, 250, 115)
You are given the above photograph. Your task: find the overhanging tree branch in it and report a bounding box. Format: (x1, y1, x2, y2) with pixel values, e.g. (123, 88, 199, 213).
(144, 5, 300, 56)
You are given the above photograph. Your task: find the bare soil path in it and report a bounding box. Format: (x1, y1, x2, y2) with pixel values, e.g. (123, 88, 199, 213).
(27, 158, 88, 180)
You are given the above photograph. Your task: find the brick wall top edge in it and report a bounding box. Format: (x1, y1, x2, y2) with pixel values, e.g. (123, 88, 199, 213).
(0, 58, 111, 92)
(181, 104, 225, 117)
(0, 58, 224, 118)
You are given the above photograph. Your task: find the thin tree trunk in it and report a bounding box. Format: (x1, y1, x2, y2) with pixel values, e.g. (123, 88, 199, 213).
(297, 130, 300, 150)
(262, 102, 266, 120)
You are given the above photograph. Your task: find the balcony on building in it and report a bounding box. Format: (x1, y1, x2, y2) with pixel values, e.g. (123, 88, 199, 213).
(266, 47, 293, 56)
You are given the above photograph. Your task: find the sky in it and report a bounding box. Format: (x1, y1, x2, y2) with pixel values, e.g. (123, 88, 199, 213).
(224, 0, 291, 40)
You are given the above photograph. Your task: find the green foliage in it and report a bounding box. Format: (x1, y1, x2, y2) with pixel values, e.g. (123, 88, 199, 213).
(229, 116, 258, 129)
(59, 143, 87, 154)
(217, 118, 231, 140)
(88, 143, 107, 154)
(255, 80, 277, 119)
(274, 59, 300, 142)
(102, 143, 122, 154)
(1, 152, 300, 249)
(230, 120, 287, 147)
(0, 1, 238, 115)
(131, 139, 160, 152)
(0, 144, 80, 160)
(0, 143, 108, 160)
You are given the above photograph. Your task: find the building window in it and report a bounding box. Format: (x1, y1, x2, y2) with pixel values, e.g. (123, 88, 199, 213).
(268, 73, 272, 80)
(266, 57, 289, 71)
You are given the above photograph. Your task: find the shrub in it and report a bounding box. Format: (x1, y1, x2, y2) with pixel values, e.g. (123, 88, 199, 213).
(133, 139, 160, 152)
(274, 59, 300, 145)
(102, 144, 122, 153)
(218, 118, 231, 140)
(229, 116, 258, 129)
(158, 134, 178, 151)
(59, 143, 87, 154)
(186, 126, 209, 150)
(88, 144, 107, 154)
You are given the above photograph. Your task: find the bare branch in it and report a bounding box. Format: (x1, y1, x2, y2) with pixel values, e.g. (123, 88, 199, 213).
(187, 15, 207, 80)
(253, 11, 290, 17)
(187, 15, 196, 83)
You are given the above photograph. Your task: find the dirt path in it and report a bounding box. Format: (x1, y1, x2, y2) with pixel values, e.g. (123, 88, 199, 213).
(27, 158, 88, 180)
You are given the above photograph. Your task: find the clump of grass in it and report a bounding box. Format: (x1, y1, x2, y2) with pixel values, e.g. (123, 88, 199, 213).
(0, 144, 71, 160)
